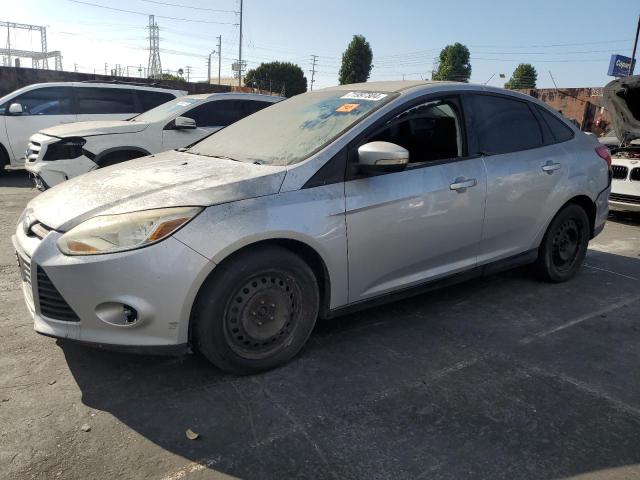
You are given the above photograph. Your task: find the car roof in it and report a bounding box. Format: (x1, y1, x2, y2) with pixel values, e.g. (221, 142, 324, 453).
(321, 80, 461, 94)
(6, 82, 187, 94)
(185, 92, 284, 102)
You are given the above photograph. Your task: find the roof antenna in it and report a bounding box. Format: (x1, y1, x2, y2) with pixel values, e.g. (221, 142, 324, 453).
(483, 73, 495, 85)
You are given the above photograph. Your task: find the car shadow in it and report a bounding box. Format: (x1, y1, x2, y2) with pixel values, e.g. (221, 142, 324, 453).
(59, 252, 640, 479)
(0, 170, 35, 189)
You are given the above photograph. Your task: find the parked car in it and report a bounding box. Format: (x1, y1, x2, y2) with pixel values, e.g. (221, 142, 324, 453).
(0, 82, 187, 171)
(13, 81, 611, 374)
(25, 93, 283, 189)
(604, 75, 640, 212)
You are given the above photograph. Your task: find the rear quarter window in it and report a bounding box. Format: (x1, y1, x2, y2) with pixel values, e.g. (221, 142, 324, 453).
(138, 90, 176, 111)
(536, 106, 574, 143)
(468, 94, 543, 155)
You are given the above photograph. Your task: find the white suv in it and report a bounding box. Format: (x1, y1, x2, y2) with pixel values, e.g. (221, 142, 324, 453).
(25, 93, 282, 189)
(0, 82, 187, 170)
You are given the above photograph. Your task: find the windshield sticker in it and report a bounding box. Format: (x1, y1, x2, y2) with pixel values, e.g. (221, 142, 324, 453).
(335, 103, 360, 113)
(340, 92, 388, 101)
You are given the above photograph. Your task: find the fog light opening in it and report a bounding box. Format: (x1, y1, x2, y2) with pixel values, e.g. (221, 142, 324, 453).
(123, 305, 138, 324)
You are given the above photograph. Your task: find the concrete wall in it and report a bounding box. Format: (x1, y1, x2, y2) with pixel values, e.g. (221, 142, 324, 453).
(0, 67, 274, 98)
(516, 87, 611, 135)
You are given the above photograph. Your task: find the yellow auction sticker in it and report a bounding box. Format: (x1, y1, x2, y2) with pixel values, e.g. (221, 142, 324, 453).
(336, 103, 360, 113)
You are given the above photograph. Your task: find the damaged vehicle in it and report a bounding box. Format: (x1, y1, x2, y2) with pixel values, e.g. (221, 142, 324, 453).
(25, 93, 282, 189)
(604, 75, 640, 212)
(13, 81, 610, 374)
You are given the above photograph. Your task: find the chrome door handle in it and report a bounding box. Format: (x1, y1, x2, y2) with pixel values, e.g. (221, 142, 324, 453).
(450, 178, 477, 192)
(542, 161, 561, 173)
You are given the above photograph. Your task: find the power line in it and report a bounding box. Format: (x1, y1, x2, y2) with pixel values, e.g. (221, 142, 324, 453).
(67, 0, 237, 24)
(136, 0, 238, 13)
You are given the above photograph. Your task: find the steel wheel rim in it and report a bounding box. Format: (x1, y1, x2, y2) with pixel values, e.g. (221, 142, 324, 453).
(552, 218, 582, 272)
(223, 273, 300, 360)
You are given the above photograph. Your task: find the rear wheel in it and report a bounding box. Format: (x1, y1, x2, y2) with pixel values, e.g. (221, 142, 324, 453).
(536, 203, 590, 282)
(193, 246, 319, 374)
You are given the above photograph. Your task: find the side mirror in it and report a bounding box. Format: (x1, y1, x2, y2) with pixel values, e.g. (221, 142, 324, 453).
(173, 116, 197, 130)
(357, 141, 409, 174)
(8, 103, 23, 114)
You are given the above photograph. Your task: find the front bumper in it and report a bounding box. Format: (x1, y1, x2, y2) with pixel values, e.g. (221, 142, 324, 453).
(12, 223, 214, 348)
(25, 155, 97, 189)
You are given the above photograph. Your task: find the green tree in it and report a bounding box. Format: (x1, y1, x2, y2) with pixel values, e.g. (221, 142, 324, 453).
(505, 63, 538, 89)
(338, 35, 373, 85)
(157, 73, 184, 82)
(244, 61, 307, 97)
(432, 43, 472, 82)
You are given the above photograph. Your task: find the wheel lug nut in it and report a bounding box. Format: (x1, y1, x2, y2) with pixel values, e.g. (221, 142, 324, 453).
(258, 321, 263, 326)
(269, 316, 274, 321)
(260, 300, 265, 305)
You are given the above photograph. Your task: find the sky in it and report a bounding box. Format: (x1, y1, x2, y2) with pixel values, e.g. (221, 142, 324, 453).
(3, 0, 640, 89)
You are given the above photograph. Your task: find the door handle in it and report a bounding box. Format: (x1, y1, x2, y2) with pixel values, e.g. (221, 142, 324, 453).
(542, 161, 561, 174)
(449, 178, 477, 192)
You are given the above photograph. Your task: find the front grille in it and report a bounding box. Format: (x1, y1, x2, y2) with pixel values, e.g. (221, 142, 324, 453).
(631, 168, 640, 182)
(610, 193, 640, 205)
(611, 165, 628, 180)
(36, 267, 79, 322)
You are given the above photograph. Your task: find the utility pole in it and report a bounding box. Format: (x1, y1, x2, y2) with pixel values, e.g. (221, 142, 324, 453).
(186, 66, 191, 83)
(217, 35, 222, 86)
(208, 52, 213, 84)
(6, 24, 11, 66)
(238, 0, 243, 86)
(104, 62, 107, 75)
(631, 13, 640, 76)
(310, 54, 318, 91)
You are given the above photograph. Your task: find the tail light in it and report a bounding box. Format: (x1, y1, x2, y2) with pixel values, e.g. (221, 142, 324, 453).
(595, 145, 612, 170)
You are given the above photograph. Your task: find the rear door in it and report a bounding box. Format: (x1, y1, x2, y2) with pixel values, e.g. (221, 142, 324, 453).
(4, 86, 76, 164)
(345, 95, 487, 302)
(465, 93, 570, 264)
(75, 86, 138, 122)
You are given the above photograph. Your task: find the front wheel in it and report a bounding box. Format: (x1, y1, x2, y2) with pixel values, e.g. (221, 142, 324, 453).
(536, 203, 590, 282)
(193, 246, 319, 374)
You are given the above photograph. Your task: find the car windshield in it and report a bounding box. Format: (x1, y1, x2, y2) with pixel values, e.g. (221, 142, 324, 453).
(130, 97, 200, 123)
(188, 90, 396, 166)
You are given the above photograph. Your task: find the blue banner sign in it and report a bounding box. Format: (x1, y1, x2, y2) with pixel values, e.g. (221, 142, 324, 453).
(608, 54, 635, 77)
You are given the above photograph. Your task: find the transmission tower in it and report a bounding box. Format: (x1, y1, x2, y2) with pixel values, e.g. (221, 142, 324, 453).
(1, 21, 62, 70)
(147, 15, 162, 79)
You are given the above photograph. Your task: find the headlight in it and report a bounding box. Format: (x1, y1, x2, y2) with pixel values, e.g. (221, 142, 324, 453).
(57, 207, 203, 256)
(43, 137, 86, 161)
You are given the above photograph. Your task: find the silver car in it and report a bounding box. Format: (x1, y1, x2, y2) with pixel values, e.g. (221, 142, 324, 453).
(13, 81, 611, 374)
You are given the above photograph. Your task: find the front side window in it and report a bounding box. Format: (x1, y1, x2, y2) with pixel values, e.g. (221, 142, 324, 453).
(76, 87, 136, 114)
(189, 90, 396, 166)
(468, 94, 543, 155)
(367, 98, 464, 164)
(8, 87, 73, 115)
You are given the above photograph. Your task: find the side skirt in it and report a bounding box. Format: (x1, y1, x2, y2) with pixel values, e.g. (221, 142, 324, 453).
(324, 249, 538, 319)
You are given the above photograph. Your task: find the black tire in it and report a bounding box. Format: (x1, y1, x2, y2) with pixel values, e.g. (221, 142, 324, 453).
(193, 246, 319, 374)
(98, 151, 144, 168)
(0, 145, 8, 174)
(535, 203, 590, 283)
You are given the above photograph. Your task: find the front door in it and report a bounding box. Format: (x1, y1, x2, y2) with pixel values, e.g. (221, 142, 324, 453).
(345, 96, 487, 302)
(5, 86, 76, 164)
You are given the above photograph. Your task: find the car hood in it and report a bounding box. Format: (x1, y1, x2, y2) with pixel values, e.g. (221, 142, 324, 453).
(604, 75, 640, 143)
(41, 120, 150, 138)
(27, 150, 287, 231)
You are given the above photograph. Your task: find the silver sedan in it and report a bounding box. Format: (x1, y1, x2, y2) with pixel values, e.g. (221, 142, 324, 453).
(13, 81, 611, 373)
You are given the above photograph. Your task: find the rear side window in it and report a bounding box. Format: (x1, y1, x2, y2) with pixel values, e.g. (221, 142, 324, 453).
(76, 87, 136, 114)
(138, 90, 176, 111)
(468, 94, 543, 155)
(536, 106, 574, 143)
(242, 100, 273, 115)
(9, 87, 73, 115)
(185, 100, 247, 127)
